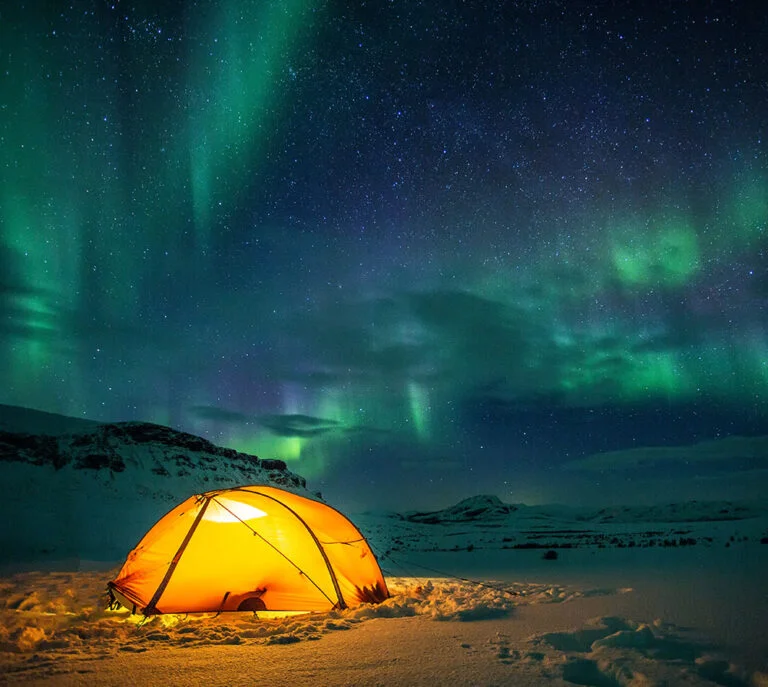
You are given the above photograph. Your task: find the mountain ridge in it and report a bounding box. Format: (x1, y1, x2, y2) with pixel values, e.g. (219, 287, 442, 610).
(0, 404, 310, 563)
(397, 494, 766, 525)
(0, 419, 296, 484)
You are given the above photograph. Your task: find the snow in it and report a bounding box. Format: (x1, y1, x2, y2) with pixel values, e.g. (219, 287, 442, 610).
(0, 408, 310, 564)
(357, 496, 768, 562)
(2, 533, 767, 685)
(2, 405, 768, 685)
(2, 559, 767, 686)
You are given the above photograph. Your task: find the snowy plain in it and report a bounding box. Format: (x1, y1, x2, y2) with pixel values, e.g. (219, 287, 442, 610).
(1, 405, 767, 686)
(2, 504, 767, 686)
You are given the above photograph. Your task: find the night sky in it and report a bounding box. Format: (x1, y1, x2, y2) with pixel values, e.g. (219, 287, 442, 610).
(1, 1, 767, 511)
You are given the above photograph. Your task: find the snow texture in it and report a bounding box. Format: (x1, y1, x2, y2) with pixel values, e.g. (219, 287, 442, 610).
(1, 568, 766, 686)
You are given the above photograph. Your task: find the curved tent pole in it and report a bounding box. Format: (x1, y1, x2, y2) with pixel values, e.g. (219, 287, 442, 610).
(308, 495, 391, 600)
(211, 496, 337, 607)
(232, 488, 348, 610)
(144, 496, 211, 615)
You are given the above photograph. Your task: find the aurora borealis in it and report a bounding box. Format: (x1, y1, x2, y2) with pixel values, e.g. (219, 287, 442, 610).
(1, 1, 766, 510)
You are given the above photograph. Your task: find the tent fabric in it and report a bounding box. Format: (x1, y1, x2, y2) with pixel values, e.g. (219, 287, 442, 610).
(108, 485, 389, 615)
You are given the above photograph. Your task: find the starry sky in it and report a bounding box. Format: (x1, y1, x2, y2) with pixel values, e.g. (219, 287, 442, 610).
(1, 1, 767, 512)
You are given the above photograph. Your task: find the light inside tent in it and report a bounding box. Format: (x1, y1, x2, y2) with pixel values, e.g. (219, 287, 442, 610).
(203, 497, 268, 523)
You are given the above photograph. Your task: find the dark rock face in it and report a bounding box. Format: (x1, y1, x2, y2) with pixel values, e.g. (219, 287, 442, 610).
(0, 432, 62, 468)
(75, 453, 126, 472)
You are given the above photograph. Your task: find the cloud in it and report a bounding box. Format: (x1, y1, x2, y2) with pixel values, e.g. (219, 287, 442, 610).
(565, 435, 768, 472)
(281, 296, 432, 383)
(0, 277, 65, 342)
(276, 283, 764, 415)
(189, 408, 344, 438)
(257, 413, 342, 438)
(285, 288, 561, 397)
(692, 467, 768, 482)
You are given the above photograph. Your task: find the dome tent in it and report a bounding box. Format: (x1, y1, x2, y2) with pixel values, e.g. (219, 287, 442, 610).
(108, 485, 389, 615)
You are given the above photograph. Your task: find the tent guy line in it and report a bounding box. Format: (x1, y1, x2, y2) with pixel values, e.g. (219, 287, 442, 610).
(212, 490, 341, 608)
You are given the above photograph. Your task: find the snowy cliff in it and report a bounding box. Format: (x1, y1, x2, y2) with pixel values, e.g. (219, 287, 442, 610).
(0, 405, 310, 563)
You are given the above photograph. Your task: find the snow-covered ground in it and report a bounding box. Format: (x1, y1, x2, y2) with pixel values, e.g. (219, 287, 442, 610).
(358, 494, 768, 559)
(2, 405, 768, 685)
(2, 549, 767, 685)
(2, 508, 767, 685)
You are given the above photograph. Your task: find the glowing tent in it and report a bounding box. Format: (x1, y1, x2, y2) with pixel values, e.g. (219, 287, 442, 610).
(108, 485, 389, 615)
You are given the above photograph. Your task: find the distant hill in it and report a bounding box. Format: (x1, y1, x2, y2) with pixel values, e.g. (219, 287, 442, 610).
(405, 495, 518, 523)
(398, 494, 766, 526)
(360, 494, 768, 556)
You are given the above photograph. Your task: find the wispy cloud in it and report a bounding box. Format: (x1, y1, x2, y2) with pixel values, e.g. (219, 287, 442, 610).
(189, 406, 343, 438)
(565, 435, 768, 472)
(257, 414, 342, 438)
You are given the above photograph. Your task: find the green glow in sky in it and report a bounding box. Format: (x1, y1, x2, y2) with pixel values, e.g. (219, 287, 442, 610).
(621, 350, 693, 400)
(729, 175, 768, 244)
(185, 0, 317, 251)
(407, 380, 431, 441)
(611, 215, 700, 288)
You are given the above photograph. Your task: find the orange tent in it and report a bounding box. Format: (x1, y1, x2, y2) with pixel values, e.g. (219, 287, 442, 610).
(108, 485, 389, 615)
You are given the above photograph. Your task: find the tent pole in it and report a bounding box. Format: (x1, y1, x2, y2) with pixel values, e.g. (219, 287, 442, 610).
(235, 489, 348, 610)
(144, 496, 211, 615)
